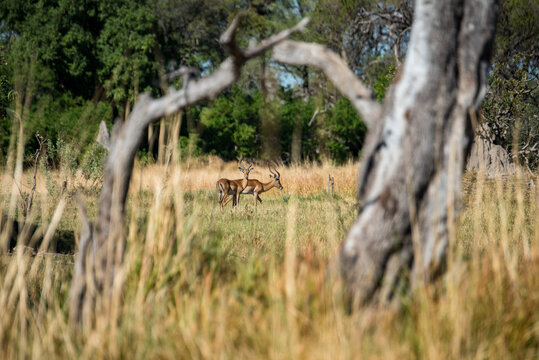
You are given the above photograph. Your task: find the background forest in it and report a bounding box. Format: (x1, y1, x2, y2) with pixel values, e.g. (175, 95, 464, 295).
(1, 0, 536, 170)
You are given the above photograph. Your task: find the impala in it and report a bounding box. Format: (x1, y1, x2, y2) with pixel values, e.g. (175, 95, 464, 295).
(239, 165, 283, 207)
(216, 159, 253, 208)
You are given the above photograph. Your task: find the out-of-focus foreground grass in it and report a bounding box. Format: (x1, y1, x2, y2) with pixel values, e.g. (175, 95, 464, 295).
(0, 161, 537, 359)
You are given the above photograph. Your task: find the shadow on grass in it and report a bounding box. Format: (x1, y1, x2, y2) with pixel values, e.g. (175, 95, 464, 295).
(2, 214, 76, 254)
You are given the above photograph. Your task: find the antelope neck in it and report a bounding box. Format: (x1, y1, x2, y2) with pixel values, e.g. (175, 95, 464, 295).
(262, 180, 277, 191)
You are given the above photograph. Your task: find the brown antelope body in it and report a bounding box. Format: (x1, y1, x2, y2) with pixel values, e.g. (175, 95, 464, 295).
(240, 166, 283, 206)
(216, 159, 253, 208)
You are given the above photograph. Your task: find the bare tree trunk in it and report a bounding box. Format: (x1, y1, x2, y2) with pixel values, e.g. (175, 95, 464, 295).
(273, 0, 498, 305)
(157, 118, 166, 164)
(340, 0, 498, 304)
(170, 112, 182, 164)
(290, 112, 303, 164)
(259, 58, 281, 160)
(290, 66, 309, 164)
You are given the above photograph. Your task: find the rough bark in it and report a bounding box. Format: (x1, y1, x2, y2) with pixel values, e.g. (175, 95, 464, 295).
(342, 0, 498, 304)
(69, 15, 309, 326)
(274, 0, 498, 305)
(96, 120, 110, 151)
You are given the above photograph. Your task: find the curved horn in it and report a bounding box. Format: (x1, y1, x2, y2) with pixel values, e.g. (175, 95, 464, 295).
(239, 157, 246, 171)
(270, 161, 280, 177)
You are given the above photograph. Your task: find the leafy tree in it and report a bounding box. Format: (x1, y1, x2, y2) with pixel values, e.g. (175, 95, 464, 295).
(279, 90, 316, 162)
(325, 98, 367, 164)
(97, 0, 158, 112)
(199, 86, 262, 159)
(482, 0, 539, 170)
(372, 64, 396, 102)
(0, 0, 104, 98)
(151, 0, 235, 70)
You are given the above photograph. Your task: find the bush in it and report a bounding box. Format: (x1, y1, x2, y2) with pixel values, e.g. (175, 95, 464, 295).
(24, 93, 113, 168)
(325, 98, 367, 164)
(44, 138, 77, 175)
(80, 143, 107, 181)
(199, 86, 261, 160)
(179, 134, 203, 160)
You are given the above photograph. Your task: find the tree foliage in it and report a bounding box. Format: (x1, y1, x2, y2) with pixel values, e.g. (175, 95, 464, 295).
(482, 0, 539, 169)
(199, 86, 262, 159)
(0, 0, 532, 168)
(325, 98, 367, 163)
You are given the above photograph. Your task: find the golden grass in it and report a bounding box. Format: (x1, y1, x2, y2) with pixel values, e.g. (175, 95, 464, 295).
(0, 158, 356, 200)
(0, 161, 537, 359)
(131, 158, 357, 197)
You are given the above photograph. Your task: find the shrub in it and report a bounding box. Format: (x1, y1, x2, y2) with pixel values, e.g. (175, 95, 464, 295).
(80, 143, 107, 181)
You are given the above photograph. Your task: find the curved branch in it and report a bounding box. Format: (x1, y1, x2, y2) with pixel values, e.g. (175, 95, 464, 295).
(83, 16, 312, 318)
(272, 40, 382, 126)
(131, 18, 310, 131)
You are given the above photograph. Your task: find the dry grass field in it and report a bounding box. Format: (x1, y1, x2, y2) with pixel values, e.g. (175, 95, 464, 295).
(0, 160, 537, 359)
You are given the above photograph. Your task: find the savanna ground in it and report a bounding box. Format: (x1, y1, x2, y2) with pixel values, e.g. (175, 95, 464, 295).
(0, 159, 538, 359)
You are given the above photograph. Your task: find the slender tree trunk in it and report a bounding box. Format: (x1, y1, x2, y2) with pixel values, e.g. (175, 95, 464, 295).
(291, 67, 309, 164)
(158, 118, 166, 164)
(186, 107, 195, 133)
(124, 99, 130, 122)
(291, 113, 302, 164)
(148, 125, 155, 155)
(259, 58, 280, 160)
(170, 112, 182, 164)
(339, 0, 498, 304)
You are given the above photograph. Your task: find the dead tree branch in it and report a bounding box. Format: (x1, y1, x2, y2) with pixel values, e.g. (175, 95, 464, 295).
(308, 104, 334, 126)
(70, 14, 310, 326)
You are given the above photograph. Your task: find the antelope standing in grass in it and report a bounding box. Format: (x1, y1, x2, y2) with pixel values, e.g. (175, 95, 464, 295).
(216, 159, 253, 208)
(239, 165, 283, 207)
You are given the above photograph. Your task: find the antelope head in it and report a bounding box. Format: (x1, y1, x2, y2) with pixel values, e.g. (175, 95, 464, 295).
(268, 164, 283, 190)
(239, 158, 254, 178)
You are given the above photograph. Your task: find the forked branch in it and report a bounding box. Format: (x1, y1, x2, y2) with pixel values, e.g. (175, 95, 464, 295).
(143, 16, 310, 124)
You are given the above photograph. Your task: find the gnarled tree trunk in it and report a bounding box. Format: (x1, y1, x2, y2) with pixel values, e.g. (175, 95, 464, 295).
(273, 0, 498, 305)
(340, 0, 498, 304)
